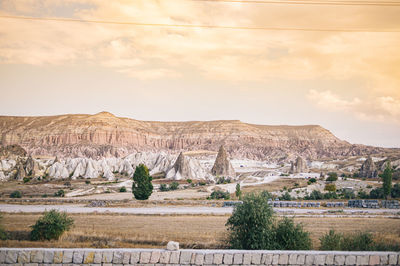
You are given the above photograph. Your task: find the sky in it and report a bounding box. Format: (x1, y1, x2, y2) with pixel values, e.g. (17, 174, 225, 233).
(0, 0, 399, 148)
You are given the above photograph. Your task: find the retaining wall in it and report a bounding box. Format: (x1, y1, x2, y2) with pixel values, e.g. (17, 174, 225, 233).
(0, 248, 399, 265)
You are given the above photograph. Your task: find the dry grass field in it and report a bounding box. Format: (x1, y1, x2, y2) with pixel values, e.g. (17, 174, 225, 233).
(242, 178, 309, 194)
(1, 213, 399, 249)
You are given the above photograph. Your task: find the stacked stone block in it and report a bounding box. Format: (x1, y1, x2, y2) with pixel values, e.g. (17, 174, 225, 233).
(1, 248, 399, 265)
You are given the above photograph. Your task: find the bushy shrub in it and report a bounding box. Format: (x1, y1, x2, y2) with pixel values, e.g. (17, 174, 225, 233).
(216, 177, 231, 184)
(186, 179, 192, 184)
(391, 183, 400, 198)
(279, 192, 292, 201)
(342, 232, 374, 251)
(326, 172, 338, 182)
(305, 190, 323, 200)
(169, 182, 179, 191)
(119, 186, 127, 192)
(23, 177, 31, 183)
(85, 180, 91, 184)
(309, 178, 317, 183)
(132, 164, 153, 200)
(0, 213, 8, 240)
(275, 217, 312, 250)
(323, 192, 338, 199)
(159, 183, 169, 192)
(209, 190, 230, 200)
(369, 187, 384, 199)
(30, 210, 74, 241)
(320, 229, 343, 250)
(54, 189, 65, 197)
(226, 193, 312, 250)
(340, 189, 356, 199)
(10, 191, 22, 198)
(324, 184, 336, 192)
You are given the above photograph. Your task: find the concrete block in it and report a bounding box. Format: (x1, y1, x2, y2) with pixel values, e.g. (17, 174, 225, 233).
(17, 251, 30, 263)
(261, 253, 272, 264)
(288, 254, 297, 265)
(53, 251, 63, 264)
(204, 253, 213, 264)
(314, 254, 325, 265)
(305, 254, 314, 265)
(140, 251, 152, 264)
(335, 255, 345, 265)
(160, 251, 170, 264)
(243, 253, 251, 264)
(130, 251, 140, 264)
(356, 255, 369, 265)
(43, 250, 54, 263)
(272, 254, 279, 265)
(166, 241, 179, 251)
(72, 251, 84, 264)
(233, 253, 243, 264)
(122, 252, 131, 264)
(31, 250, 44, 263)
(345, 255, 356, 265)
(102, 251, 113, 263)
(296, 254, 305, 264)
(279, 254, 288, 265)
(5, 250, 18, 264)
(380, 255, 389, 265)
(250, 253, 261, 264)
(224, 253, 233, 264)
(62, 250, 73, 263)
(113, 251, 124, 264)
(326, 254, 334, 265)
(169, 251, 180, 264)
(388, 254, 398, 265)
(213, 253, 223, 264)
(83, 251, 95, 264)
(150, 251, 161, 264)
(179, 251, 192, 264)
(0, 250, 6, 263)
(194, 253, 204, 265)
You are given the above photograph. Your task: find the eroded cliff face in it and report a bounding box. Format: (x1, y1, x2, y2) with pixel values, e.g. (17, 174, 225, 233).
(0, 111, 385, 160)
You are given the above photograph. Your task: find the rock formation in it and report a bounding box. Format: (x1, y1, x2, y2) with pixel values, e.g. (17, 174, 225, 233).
(211, 146, 236, 178)
(166, 152, 211, 180)
(0, 112, 388, 161)
(0, 145, 27, 159)
(290, 156, 308, 174)
(359, 156, 378, 178)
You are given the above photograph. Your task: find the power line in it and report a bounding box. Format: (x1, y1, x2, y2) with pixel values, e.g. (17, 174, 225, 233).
(1, 15, 399, 33)
(192, 0, 400, 6)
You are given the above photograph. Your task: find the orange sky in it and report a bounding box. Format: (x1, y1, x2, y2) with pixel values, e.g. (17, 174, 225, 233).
(0, 0, 399, 147)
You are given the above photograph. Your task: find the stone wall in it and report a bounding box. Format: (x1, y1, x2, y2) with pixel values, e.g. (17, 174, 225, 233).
(0, 248, 399, 265)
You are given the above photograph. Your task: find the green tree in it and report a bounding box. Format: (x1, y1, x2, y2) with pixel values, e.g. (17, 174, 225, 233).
(30, 210, 74, 241)
(132, 164, 153, 200)
(275, 217, 312, 250)
(0, 213, 8, 240)
(235, 183, 242, 199)
(226, 193, 276, 249)
(382, 162, 392, 200)
(326, 172, 338, 182)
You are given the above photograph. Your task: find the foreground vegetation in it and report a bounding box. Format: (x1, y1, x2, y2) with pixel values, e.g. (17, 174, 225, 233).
(1, 211, 399, 250)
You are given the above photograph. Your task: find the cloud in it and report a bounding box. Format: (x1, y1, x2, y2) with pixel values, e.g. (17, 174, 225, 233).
(0, 0, 400, 88)
(308, 90, 400, 124)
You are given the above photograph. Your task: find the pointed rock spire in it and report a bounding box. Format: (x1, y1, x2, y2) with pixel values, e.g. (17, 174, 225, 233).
(211, 146, 236, 178)
(359, 156, 378, 178)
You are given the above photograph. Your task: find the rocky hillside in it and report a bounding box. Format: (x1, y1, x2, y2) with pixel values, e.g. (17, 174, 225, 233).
(0, 112, 387, 161)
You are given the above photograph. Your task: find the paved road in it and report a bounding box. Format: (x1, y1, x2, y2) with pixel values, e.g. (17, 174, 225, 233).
(0, 204, 399, 216)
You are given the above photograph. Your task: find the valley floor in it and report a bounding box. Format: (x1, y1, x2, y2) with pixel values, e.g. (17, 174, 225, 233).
(1, 213, 399, 250)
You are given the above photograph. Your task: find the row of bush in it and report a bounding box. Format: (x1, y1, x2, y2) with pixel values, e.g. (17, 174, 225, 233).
(159, 182, 179, 192)
(320, 229, 400, 251)
(227, 193, 400, 251)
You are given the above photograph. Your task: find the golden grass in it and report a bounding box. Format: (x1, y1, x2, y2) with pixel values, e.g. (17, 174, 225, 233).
(1, 213, 400, 249)
(242, 178, 309, 194)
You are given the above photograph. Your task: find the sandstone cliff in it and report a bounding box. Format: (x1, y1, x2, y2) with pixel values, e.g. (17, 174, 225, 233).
(0, 112, 387, 161)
